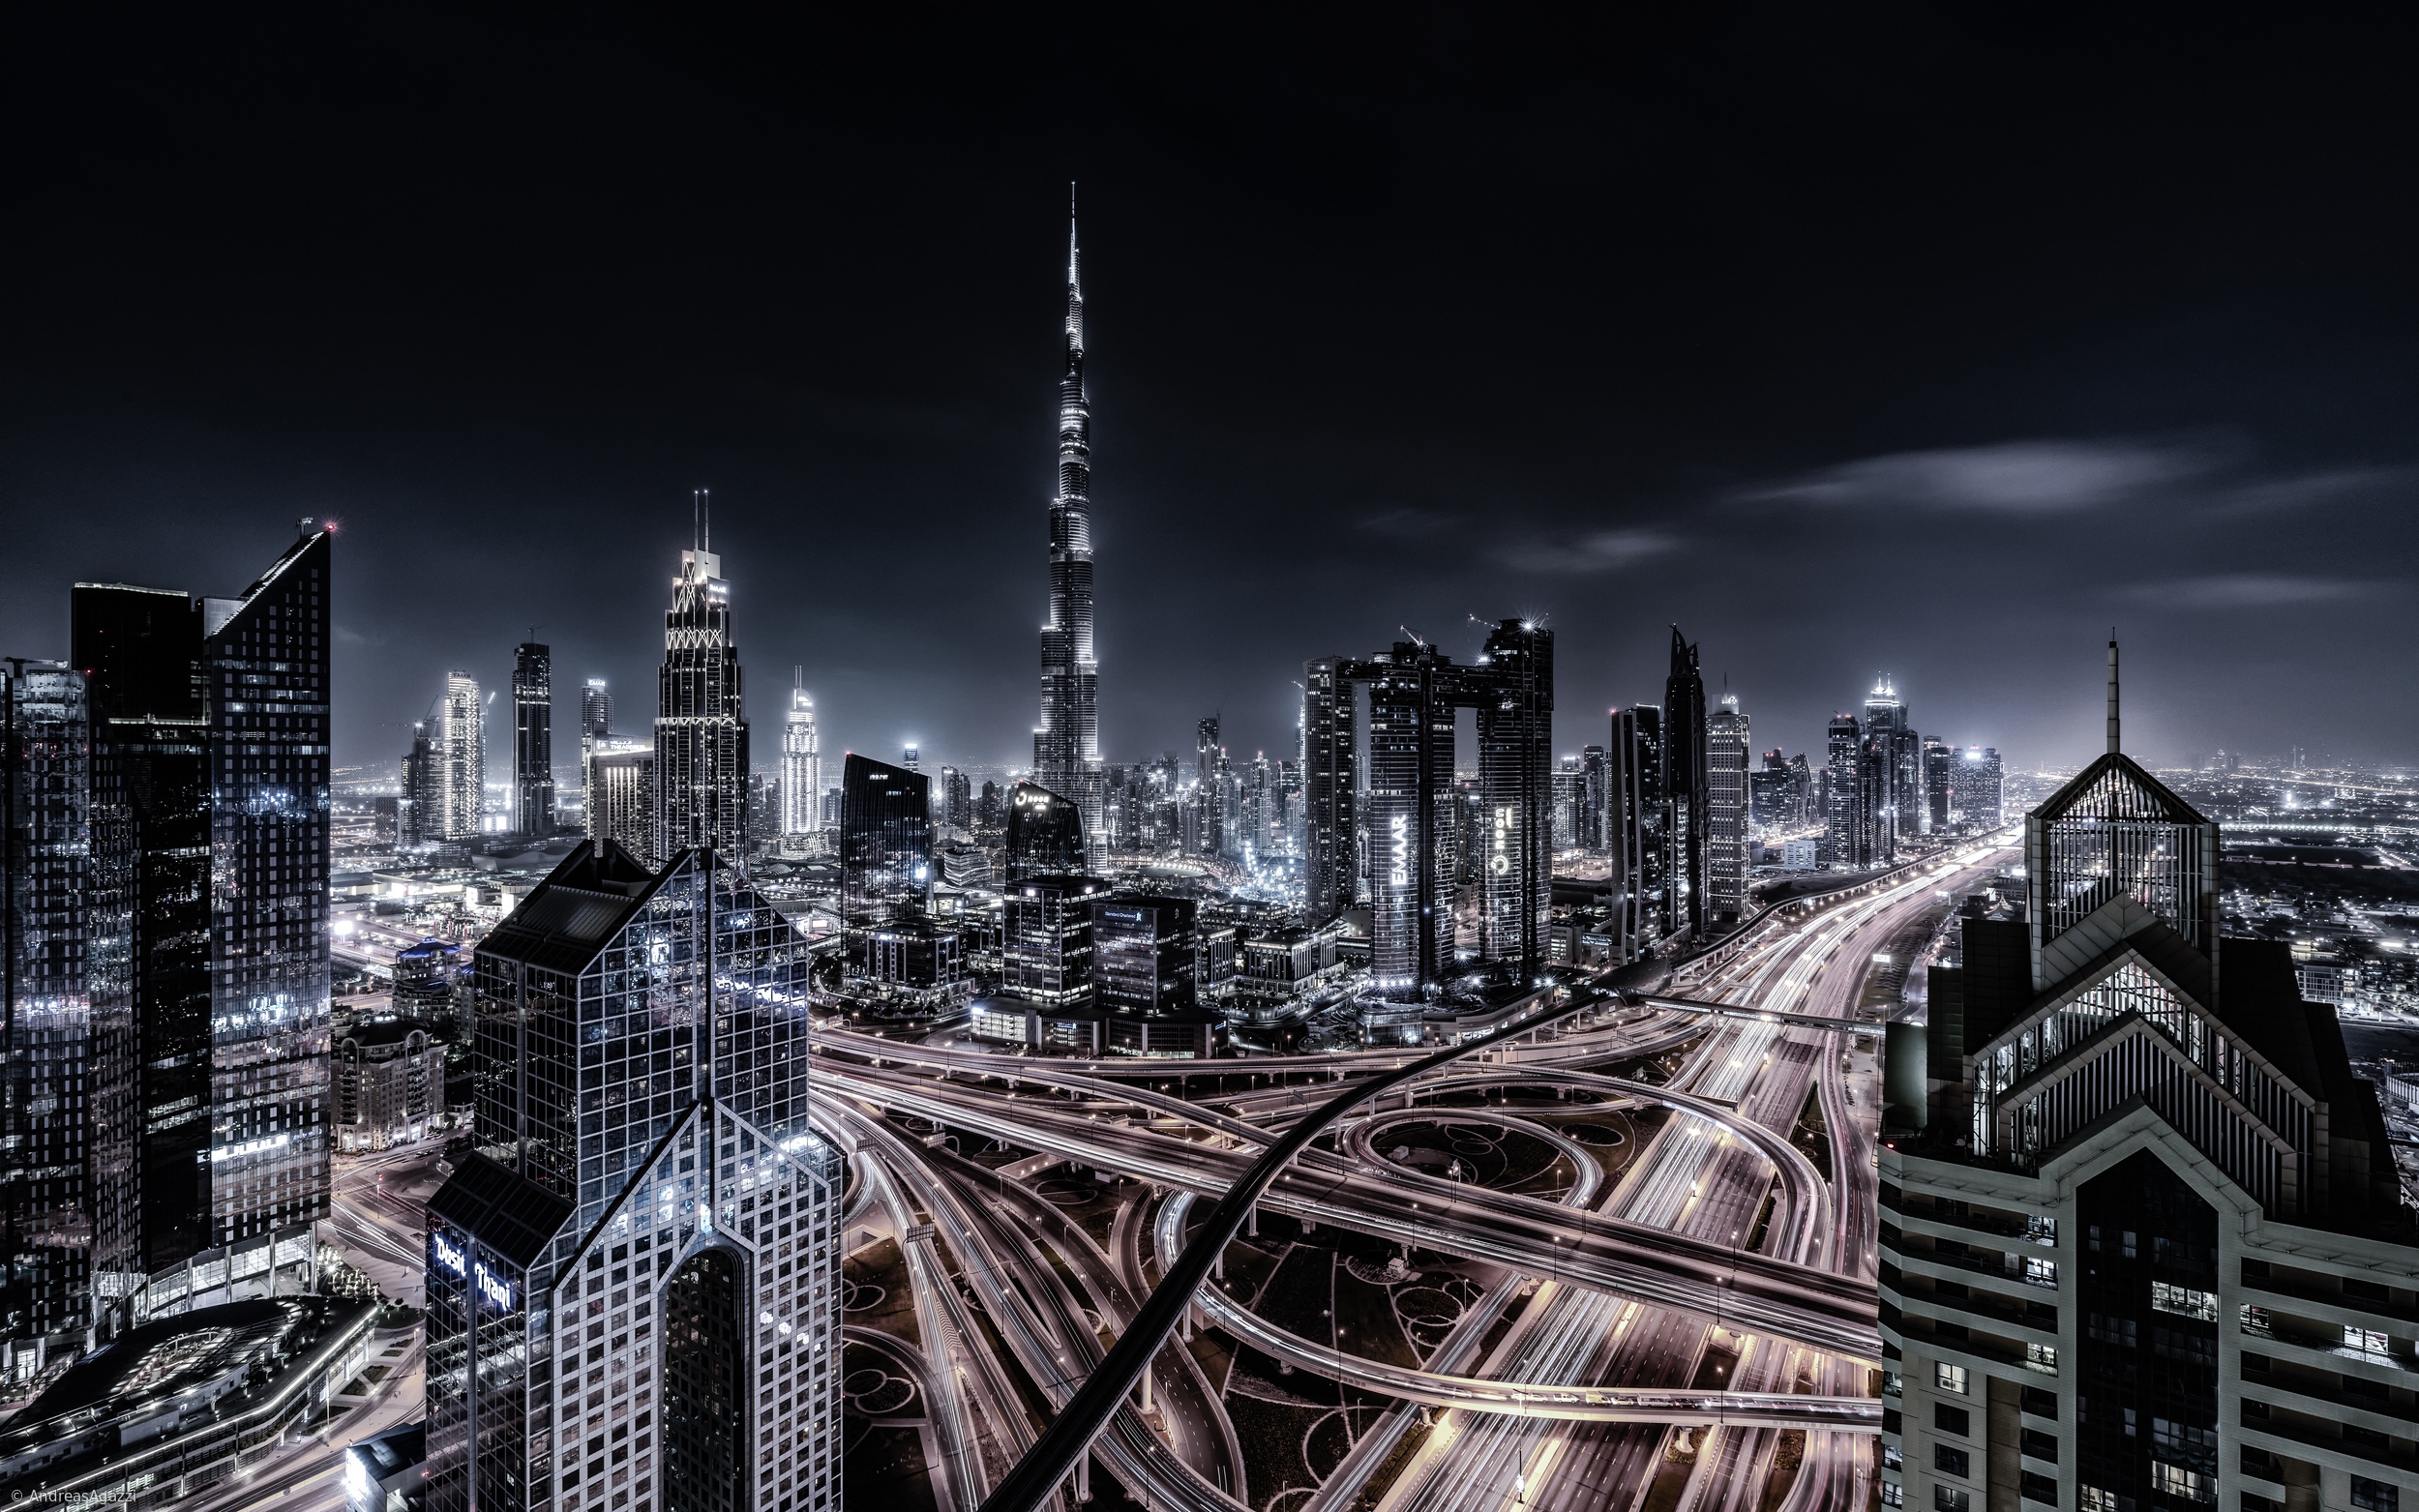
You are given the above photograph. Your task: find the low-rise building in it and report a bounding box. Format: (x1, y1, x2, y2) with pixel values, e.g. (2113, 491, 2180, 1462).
(335, 1023, 449, 1152)
(0, 1297, 374, 1511)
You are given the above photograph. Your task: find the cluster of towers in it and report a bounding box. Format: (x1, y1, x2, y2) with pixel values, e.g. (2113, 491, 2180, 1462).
(1823, 679, 2005, 869)
(0, 525, 336, 1363)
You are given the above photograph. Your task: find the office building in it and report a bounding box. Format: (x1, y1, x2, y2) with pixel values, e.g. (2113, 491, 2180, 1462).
(1090, 896, 1198, 1016)
(940, 766, 971, 830)
(1951, 747, 2005, 831)
(1, 661, 121, 1360)
(901, 743, 919, 773)
(653, 533, 750, 861)
(585, 739, 654, 863)
(401, 720, 439, 846)
(513, 641, 555, 839)
(839, 754, 930, 925)
(1706, 693, 1750, 925)
(1300, 620, 1553, 992)
(73, 525, 334, 1307)
(1749, 748, 1802, 832)
(1005, 781, 1088, 882)
(1608, 704, 1666, 964)
(1663, 628, 1709, 938)
(1882, 658, 2415, 1512)
(1924, 734, 1953, 836)
(1002, 875, 1107, 1006)
(426, 841, 841, 1512)
(1864, 676, 1921, 850)
(393, 937, 465, 1031)
(333, 1023, 447, 1152)
(442, 671, 483, 840)
(1032, 207, 1106, 868)
(1304, 661, 1356, 915)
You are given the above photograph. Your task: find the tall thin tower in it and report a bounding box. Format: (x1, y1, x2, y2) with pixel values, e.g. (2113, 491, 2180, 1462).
(1033, 190, 1104, 864)
(782, 667, 821, 836)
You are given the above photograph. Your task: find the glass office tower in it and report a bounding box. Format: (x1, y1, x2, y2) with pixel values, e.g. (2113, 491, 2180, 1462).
(427, 841, 840, 1512)
(515, 641, 556, 838)
(73, 525, 332, 1303)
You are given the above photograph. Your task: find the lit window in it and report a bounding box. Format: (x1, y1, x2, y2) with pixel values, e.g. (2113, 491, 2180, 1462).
(2151, 1461, 2214, 1503)
(1935, 1362, 1969, 1395)
(1933, 1490, 1971, 1512)
(2150, 1281, 2218, 1321)
(1881, 1485, 1903, 1508)
(2024, 1343, 2059, 1376)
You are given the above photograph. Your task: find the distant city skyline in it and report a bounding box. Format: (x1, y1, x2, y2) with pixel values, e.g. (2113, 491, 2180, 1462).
(8, 14, 2419, 780)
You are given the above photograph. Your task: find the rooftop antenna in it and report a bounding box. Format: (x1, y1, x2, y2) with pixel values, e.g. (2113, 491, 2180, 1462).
(2106, 630, 2121, 756)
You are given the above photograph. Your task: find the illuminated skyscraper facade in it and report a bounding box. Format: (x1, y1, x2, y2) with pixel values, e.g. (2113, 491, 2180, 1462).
(654, 544, 749, 862)
(74, 526, 334, 1296)
(443, 671, 484, 841)
(1032, 204, 1104, 867)
(0, 661, 123, 1357)
(1004, 781, 1087, 882)
(779, 675, 820, 838)
(1706, 693, 1750, 924)
(514, 641, 555, 838)
(427, 842, 840, 1512)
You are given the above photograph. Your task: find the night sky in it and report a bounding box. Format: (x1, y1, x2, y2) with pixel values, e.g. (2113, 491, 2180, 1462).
(6, 8, 2416, 777)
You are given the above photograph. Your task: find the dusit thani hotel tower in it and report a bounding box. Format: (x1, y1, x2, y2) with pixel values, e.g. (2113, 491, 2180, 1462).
(1881, 645, 2415, 1512)
(1031, 196, 1105, 867)
(426, 514, 839, 1512)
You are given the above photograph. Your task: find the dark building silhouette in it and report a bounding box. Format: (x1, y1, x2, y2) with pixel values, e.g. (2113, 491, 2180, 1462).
(839, 754, 930, 925)
(1090, 896, 1198, 1016)
(1004, 781, 1088, 883)
(1608, 703, 1665, 963)
(1300, 620, 1555, 992)
(1661, 626, 1708, 938)
(512, 640, 554, 838)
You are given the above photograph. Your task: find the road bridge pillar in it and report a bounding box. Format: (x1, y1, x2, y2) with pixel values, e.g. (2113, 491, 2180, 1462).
(1141, 1359, 1153, 1413)
(1073, 1450, 1090, 1502)
(1247, 1206, 1258, 1238)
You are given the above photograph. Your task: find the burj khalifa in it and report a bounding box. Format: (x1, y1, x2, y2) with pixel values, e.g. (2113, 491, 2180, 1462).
(1032, 194, 1105, 860)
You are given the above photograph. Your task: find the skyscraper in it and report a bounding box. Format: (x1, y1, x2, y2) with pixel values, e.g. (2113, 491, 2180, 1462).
(1880, 650, 2412, 1512)
(1608, 704, 1666, 962)
(581, 677, 612, 752)
(442, 671, 483, 840)
(1949, 745, 2004, 830)
(74, 525, 334, 1293)
(426, 842, 841, 1512)
(1922, 733, 1952, 835)
(780, 672, 820, 838)
(513, 641, 554, 838)
(1032, 200, 1105, 867)
(1705, 693, 1750, 925)
(400, 719, 439, 846)
(1301, 621, 1554, 991)
(839, 755, 930, 926)
(1004, 781, 1087, 882)
(654, 522, 749, 862)
(1662, 627, 1709, 938)
(584, 740, 655, 862)
(0, 661, 123, 1359)
(1302, 661, 1356, 917)
(1824, 712, 1865, 867)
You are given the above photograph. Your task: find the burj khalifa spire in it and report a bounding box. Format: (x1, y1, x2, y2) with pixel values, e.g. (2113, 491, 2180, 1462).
(1033, 189, 1104, 861)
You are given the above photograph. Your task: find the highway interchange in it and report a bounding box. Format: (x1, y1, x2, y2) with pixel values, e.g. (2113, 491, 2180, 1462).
(816, 833, 2016, 1512)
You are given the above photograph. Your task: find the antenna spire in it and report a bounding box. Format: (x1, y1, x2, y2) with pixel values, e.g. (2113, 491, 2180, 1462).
(2106, 631, 2121, 756)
